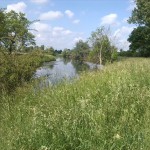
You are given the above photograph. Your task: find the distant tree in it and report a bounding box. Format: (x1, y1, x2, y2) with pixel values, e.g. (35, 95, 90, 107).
(54, 49, 62, 55)
(0, 10, 35, 54)
(45, 46, 55, 55)
(40, 45, 45, 51)
(62, 48, 71, 58)
(89, 27, 117, 64)
(72, 40, 90, 60)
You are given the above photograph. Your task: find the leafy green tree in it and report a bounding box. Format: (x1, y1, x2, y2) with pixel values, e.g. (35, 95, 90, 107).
(0, 10, 35, 54)
(128, 0, 150, 26)
(89, 27, 117, 64)
(62, 48, 71, 58)
(40, 45, 45, 51)
(128, 0, 150, 57)
(72, 40, 90, 60)
(128, 26, 150, 57)
(45, 46, 55, 55)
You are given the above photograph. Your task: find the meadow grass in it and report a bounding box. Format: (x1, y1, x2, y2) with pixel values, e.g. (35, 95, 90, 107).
(0, 58, 150, 150)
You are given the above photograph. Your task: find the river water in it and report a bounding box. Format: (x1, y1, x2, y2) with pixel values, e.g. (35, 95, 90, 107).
(34, 58, 101, 86)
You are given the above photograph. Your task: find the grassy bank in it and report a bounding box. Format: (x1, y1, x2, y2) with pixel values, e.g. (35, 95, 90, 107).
(0, 58, 150, 149)
(0, 51, 55, 93)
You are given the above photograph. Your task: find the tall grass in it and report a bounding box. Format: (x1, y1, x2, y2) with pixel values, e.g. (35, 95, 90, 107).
(0, 58, 150, 149)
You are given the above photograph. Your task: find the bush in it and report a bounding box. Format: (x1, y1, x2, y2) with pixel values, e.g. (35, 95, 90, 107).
(0, 51, 55, 93)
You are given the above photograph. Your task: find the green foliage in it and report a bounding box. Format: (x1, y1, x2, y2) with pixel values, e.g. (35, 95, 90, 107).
(0, 9, 6, 40)
(62, 48, 71, 58)
(45, 46, 55, 55)
(61, 27, 118, 64)
(72, 40, 90, 60)
(0, 58, 150, 149)
(0, 50, 55, 93)
(128, 26, 150, 57)
(128, 0, 150, 26)
(128, 0, 150, 57)
(0, 10, 35, 54)
(89, 27, 118, 64)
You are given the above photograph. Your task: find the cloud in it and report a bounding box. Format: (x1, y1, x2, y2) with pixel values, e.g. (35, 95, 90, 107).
(127, 0, 136, 11)
(101, 13, 119, 26)
(113, 26, 134, 50)
(31, 0, 48, 4)
(114, 26, 134, 38)
(39, 11, 63, 20)
(32, 22, 51, 32)
(6, 2, 27, 13)
(73, 19, 80, 24)
(52, 27, 72, 36)
(73, 37, 84, 43)
(31, 22, 82, 49)
(65, 10, 74, 18)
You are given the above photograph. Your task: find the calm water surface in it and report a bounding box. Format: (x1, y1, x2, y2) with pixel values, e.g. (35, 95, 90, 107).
(34, 58, 101, 86)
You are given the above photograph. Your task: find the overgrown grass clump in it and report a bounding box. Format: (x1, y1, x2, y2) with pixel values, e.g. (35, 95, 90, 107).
(0, 51, 55, 93)
(0, 58, 150, 149)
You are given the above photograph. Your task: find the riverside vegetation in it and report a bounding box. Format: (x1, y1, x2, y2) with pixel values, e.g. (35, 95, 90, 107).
(0, 50, 55, 93)
(1, 1, 150, 149)
(0, 58, 150, 150)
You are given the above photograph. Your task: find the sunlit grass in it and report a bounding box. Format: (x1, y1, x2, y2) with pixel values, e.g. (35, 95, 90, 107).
(0, 58, 150, 149)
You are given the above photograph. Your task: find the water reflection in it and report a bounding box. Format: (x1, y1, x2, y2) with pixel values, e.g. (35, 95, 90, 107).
(71, 60, 90, 73)
(34, 58, 101, 86)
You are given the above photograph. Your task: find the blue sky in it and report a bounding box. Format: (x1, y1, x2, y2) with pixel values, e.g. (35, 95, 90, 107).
(1, 0, 135, 50)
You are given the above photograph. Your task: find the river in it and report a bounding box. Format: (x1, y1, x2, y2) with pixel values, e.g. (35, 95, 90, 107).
(34, 58, 101, 86)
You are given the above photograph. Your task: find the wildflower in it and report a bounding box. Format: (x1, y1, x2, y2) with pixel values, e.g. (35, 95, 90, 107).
(113, 133, 121, 139)
(39, 146, 48, 150)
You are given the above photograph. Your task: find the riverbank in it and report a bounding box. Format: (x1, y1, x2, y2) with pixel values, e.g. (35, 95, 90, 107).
(1, 58, 150, 149)
(0, 51, 56, 93)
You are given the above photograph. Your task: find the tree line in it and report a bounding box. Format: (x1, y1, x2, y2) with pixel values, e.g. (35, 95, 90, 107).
(1, 0, 150, 60)
(62, 27, 118, 65)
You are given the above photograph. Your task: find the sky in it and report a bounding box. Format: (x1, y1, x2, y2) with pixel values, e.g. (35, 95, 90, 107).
(1, 0, 136, 50)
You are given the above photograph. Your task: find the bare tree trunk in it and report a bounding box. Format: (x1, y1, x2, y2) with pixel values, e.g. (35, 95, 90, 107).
(99, 42, 103, 65)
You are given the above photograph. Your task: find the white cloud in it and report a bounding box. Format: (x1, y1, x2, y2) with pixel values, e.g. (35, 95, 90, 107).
(31, 22, 82, 49)
(114, 26, 134, 38)
(127, 0, 136, 11)
(113, 26, 134, 50)
(101, 13, 119, 26)
(52, 27, 72, 36)
(73, 37, 84, 43)
(39, 11, 63, 20)
(73, 19, 80, 24)
(6, 2, 27, 13)
(31, 0, 48, 4)
(32, 22, 51, 32)
(65, 10, 74, 18)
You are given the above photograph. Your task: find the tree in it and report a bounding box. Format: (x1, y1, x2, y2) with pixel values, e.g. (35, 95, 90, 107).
(128, 0, 150, 26)
(40, 45, 45, 51)
(62, 48, 71, 58)
(72, 40, 90, 60)
(128, 0, 150, 57)
(128, 26, 150, 57)
(45, 47, 55, 55)
(0, 10, 35, 54)
(89, 27, 117, 64)
(0, 9, 6, 48)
